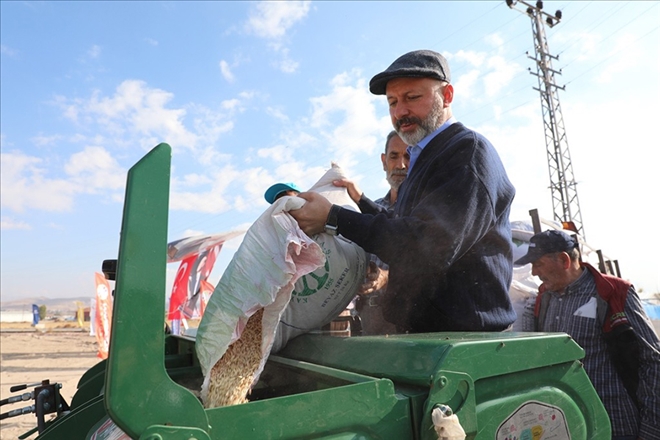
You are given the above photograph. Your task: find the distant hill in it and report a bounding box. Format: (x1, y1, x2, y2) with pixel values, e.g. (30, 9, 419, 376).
(0, 296, 93, 314)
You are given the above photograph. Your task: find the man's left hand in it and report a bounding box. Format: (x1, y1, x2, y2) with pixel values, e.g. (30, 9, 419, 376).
(289, 192, 332, 236)
(358, 261, 388, 295)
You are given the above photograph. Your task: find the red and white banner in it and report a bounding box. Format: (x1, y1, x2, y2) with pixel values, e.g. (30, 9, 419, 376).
(168, 244, 222, 320)
(166, 231, 245, 326)
(168, 254, 197, 320)
(94, 272, 113, 359)
(199, 279, 215, 317)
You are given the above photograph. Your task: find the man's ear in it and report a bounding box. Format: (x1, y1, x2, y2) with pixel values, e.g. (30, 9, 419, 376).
(443, 84, 454, 106)
(381, 153, 387, 171)
(561, 252, 572, 269)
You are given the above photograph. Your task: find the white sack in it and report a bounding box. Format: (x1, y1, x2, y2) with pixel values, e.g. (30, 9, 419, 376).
(272, 164, 367, 352)
(196, 163, 367, 403)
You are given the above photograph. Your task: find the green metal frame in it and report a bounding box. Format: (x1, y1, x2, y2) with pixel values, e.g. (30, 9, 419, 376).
(105, 143, 210, 439)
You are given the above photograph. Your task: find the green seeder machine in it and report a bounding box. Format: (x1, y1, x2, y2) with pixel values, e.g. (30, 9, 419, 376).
(2, 143, 611, 439)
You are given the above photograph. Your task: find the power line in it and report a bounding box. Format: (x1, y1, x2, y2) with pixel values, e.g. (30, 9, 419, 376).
(564, 24, 659, 87)
(561, 2, 659, 71)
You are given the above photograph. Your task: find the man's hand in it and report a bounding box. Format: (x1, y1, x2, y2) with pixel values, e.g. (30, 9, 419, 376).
(358, 261, 388, 295)
(333, 179, 363, 204)
(289, 192, 332, 236)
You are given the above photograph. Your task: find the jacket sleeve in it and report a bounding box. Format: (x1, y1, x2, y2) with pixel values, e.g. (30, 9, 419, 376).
(625, 286, 660, 439)
(337, 156, 503, 274)
(357, 195, 389, 216)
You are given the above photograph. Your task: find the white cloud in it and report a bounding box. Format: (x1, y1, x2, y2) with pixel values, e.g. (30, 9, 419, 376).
(170, 165, 242, 214)
(266, 106, 289, 122)
(244, 1, 311, 73)
(59, 80, 199, 150)
(0, 145, 127, 215)
(245, 1, 311, 39)
(483, 56, 523, 97)
(0, 151, 77, 212)
(257, 144, 296, 163)
(219, 60, 235, 82)
(277, 56, 299, 74)
(484, 33, 505, 53)
(304, 70, 390, 174)
(64, 146, 125, 191)
(595, 33, 641, 84)
(145, 38, 159, 46)
(88, 45, 101, 59)
(555, 31, 600, 63)
(1, 217, 31, 230)
(31, 134, 63, 146)
(1, 44, 18, 56)
(454, 69, 481, 100)
(446, 50, 485, 67)
(221, 98, 241, 111)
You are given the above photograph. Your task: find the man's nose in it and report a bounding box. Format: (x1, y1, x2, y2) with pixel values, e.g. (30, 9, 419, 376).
(391, 103, 409, 120)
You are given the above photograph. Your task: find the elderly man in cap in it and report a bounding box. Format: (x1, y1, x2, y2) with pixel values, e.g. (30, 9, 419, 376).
(516, 230, 660, 440)
(291, 49, 516, 333)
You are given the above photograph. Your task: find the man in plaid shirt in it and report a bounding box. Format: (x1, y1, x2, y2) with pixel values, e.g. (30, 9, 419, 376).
(516, 230, 660, 440)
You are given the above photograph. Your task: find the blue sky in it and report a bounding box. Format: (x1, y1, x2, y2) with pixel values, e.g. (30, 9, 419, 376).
(1, 1, 659, 302)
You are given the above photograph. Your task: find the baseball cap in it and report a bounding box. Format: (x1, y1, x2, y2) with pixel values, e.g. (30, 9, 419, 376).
(514, 230, 578, 265)
(369, 50, 451, 95)
(264, 182, 302, 204)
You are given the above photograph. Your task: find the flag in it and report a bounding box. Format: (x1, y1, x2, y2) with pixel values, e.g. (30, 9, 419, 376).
(89, 298, 96, 336)
(167, 231, 244, 263)
(171, 244, 222, 320)
(31, 304, 39, 326)
(94, 272, 113, 359)
(166, 232, 244, 333)
(75, 301, 85, 328)
(168, 254, 197, 320)
(199, 279, 215, 317)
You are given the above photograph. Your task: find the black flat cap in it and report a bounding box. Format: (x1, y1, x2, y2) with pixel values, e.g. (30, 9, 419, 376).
(369, 50, 451, 95)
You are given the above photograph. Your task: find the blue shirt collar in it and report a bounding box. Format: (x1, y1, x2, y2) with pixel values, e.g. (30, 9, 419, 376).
(406, 116, 457, 172)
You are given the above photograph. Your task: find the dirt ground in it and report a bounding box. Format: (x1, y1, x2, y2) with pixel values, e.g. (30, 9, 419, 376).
(0, 324, 100, 440)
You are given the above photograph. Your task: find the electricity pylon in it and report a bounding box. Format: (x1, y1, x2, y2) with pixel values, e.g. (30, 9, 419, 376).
(507, 0, 586, 238)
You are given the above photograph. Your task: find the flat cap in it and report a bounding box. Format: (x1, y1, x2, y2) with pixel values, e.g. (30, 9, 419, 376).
(369, 50, 451, 95)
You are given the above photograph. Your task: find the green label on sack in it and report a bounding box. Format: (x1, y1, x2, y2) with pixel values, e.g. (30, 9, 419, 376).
(292, 246, 331, 298)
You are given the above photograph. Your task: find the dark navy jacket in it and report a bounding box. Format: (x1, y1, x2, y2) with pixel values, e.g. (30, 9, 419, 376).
(338, 122, 516, 332)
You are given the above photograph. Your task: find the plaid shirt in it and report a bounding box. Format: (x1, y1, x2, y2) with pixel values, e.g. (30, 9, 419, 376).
(373, 191, 393, 211)
(541, 269, 660, 438)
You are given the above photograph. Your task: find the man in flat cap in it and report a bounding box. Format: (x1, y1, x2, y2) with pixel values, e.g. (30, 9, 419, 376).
(291, 49, 516, 333)
(516, 230, 660, 440)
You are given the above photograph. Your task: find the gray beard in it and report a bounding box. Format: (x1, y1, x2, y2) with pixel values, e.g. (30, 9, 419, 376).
(386, 172, 407, 190)
(396, 98, 445, 146)
(386, 176, 403, 190)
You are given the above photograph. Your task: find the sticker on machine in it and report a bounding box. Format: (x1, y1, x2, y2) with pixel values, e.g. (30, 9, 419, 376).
(496, 400, 570, 440)
(88, 416, 131, 440)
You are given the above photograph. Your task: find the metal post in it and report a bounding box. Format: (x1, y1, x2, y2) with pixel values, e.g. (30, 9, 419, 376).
(529, 208, 542, 234)
(507, 0, 586, 239)
(596, 250, 607, 274)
